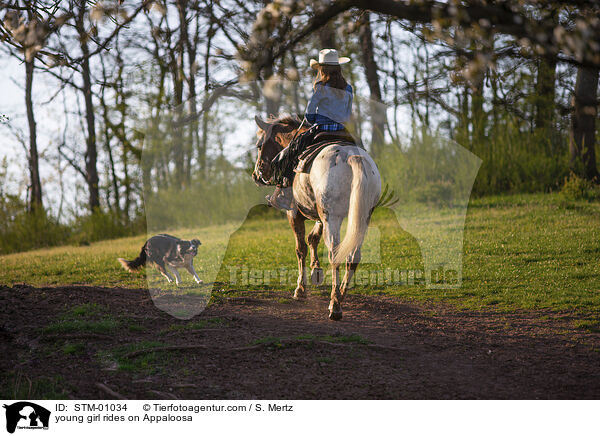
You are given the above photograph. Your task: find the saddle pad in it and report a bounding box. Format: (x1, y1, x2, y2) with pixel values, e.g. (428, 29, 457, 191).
(314, 130, 356, 143)
(295, 140, 356, 174)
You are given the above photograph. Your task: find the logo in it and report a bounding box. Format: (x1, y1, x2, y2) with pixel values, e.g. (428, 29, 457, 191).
(3, 402, 50, 434)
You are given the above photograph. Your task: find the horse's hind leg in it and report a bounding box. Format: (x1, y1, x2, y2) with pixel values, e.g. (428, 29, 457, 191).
(288, 211, 308, 299)
(340, 248, 361, 301)
(323, 217, 343, 320)
(307, 221, 324, 285)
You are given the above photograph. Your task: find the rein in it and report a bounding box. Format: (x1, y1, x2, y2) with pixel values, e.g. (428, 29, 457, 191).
(254, 133, 272, 185)
(256, 119, 307, 186)
(290, 117, 306, 144)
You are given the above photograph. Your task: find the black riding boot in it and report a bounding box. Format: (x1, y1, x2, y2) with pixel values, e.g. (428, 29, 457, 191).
(266, 186, 294, 211)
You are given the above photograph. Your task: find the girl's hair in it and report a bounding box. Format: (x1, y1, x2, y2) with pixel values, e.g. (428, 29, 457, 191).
(314, 64, 348, 90)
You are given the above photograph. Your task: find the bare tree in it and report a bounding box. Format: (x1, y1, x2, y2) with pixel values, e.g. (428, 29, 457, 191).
(245, 0, 600, 83)
(25, 41, 43, 211)
(0, 1, 62, 212)
(74, 1, 100, 210)
(54, 1, 148, 211)
(570, 66, 599, 181)
(358, 12, 386, 156)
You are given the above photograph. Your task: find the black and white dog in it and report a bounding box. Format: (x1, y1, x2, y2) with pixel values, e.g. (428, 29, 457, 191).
(118, 234, 202, 285)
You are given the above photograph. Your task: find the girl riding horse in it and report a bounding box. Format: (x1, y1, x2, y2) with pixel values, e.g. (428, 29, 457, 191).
(267, 49, 354, 210)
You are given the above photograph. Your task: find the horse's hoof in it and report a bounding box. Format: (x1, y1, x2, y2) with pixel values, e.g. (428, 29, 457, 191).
(328, 310, 343, 321)
(311, 268, 324, 286)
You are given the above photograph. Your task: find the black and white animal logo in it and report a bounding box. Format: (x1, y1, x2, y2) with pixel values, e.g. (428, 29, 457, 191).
(118, 234, 202, 285)
(3, 402, 50, 434)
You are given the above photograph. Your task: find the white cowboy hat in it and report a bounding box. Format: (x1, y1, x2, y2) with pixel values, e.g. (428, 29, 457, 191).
(310, 49, 350, 69)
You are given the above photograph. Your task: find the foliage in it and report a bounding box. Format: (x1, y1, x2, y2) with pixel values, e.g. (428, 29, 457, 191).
(0, 373, 68, 400)
(0, 197, 145, 255)
(561, 172, 600, 201)
(42, 303, 120, 334)
(0, 196, 70, 255)
(70, 209, 146, 246)
(467, 124, 571, 196)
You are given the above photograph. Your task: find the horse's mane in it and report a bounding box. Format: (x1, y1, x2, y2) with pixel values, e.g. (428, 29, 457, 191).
(267, 114, 302, 128)
(267, 114, 304, 147)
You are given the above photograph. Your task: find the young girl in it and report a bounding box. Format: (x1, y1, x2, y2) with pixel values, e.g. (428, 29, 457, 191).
(268, 49, 353, 210)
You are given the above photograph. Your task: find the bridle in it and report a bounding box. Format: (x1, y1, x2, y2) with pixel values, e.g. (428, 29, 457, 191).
(254, 134, 272, 185)
(254, 118, 305, 186)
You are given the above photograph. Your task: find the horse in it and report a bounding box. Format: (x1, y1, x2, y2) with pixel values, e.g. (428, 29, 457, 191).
(252, 115, 382, 320)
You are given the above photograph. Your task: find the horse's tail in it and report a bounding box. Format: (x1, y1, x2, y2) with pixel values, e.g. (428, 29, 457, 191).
(118, 242, 147, 272)
(333, 155, 373, 265)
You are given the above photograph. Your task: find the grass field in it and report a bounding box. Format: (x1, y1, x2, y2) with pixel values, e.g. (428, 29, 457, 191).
(1, 193, 599, 313)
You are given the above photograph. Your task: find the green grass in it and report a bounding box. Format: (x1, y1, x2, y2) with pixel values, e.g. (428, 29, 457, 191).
(62, 342, 86, 355)
(42, 319, 120, 334)
(295, 334, 371, 344)
(99, 341, 170, 373)
(162, 317, 228, 334)
(0, 372, 68, 399)
(67, 303, 106, 317)
(42, 303, 120, 334)
(251, 334, 370, 348)
(0, 193, 599, 313)
(573, 319, 600, 333)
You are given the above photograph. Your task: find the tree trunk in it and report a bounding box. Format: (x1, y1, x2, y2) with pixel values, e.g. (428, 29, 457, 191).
(99, 54, 121, 218)
(534, 10, 557, 152)
(459, 85, 470, 146)
(172, 0, 187, 189)
(570, 66, 600, 181)
(117, 63, 132, 222)
(289, 48, 302, 115)
(263, 63, 281, 116)
(102, 109, 120, 216)
(319, 21, 336, 47)
(186, 11, 200, 183)
(534, 56, 557, 150)
(78, 20, 100, 212)
(25, 58, 43, 212)
(471, 70, 485, 151)
(358, 12, 386, 157)
(199, 2, 214, 177)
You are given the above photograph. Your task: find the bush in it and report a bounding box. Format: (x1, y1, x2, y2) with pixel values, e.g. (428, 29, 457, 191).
(561, 172, 600, 201)
(413, 181, 454, 206)
(70, 210, 146, 246)
(0, 197, 71, 255)
(0, 194, 146, 254)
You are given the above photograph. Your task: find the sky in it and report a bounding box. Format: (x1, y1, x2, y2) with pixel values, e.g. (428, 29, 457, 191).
(0, 53, 74, 213)
(0, 16, 416, 221)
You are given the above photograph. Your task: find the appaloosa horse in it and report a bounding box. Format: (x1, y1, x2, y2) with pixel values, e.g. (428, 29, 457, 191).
(252, 115, 381, 320)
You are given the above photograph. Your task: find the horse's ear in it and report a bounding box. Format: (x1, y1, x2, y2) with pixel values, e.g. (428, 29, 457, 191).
(255, 115, 270, 131)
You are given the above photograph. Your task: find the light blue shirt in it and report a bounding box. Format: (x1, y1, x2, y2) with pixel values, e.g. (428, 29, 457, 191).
(305, 82, 353, 130)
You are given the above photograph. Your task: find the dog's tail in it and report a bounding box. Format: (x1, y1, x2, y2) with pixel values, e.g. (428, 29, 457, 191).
(118, 243, 147, 272)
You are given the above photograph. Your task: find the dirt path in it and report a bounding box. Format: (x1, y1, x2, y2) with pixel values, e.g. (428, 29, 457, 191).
(1, 285, 598, 399)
